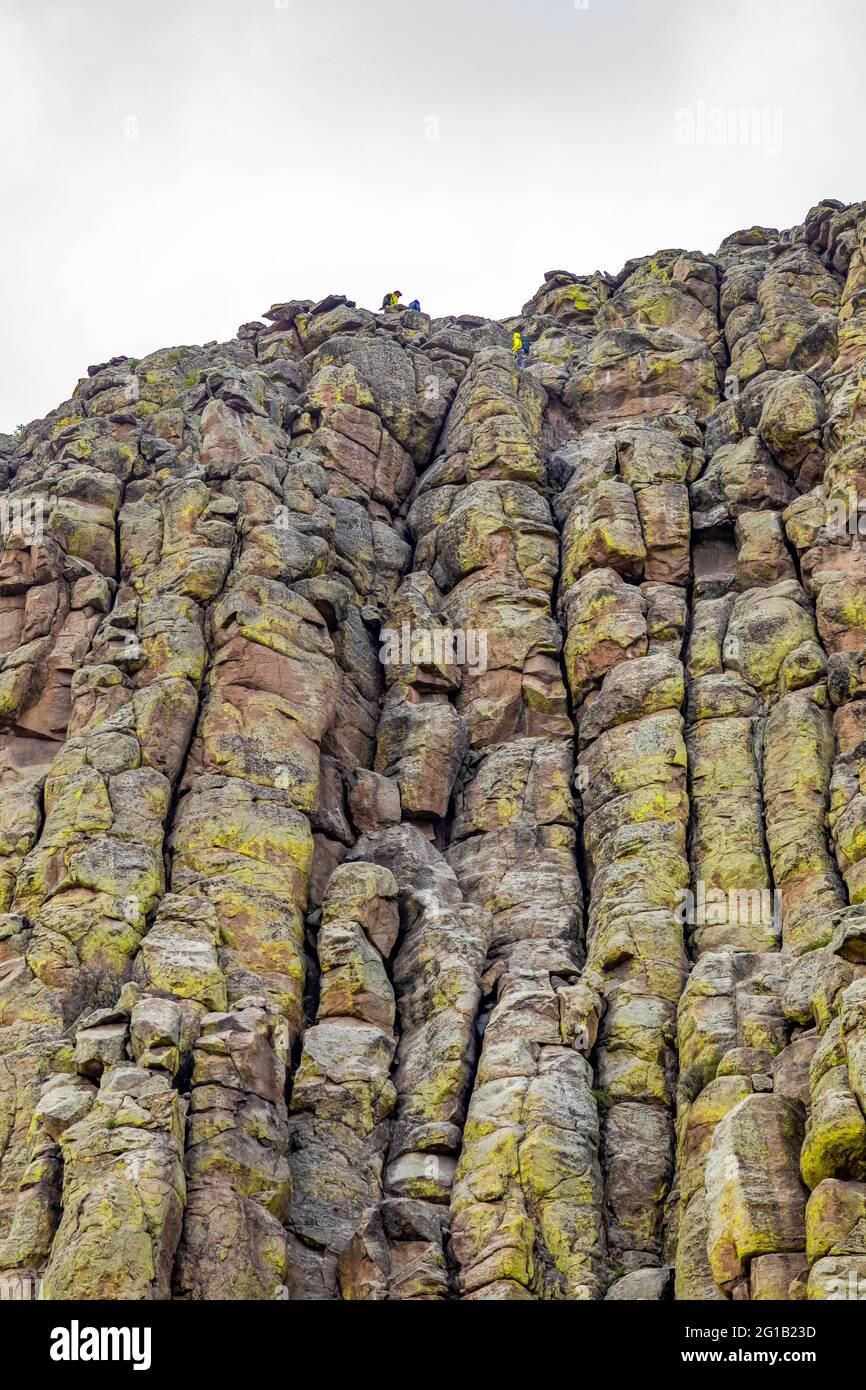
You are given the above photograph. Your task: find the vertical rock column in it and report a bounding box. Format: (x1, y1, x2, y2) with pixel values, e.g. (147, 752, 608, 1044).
(0, 345, 241, 1290)
(446, 738, 605, 1300)
(399, 346, 605, 1299)
(34, 447, 236, 1300)
(0, 459, 123, 1284)
(696, 221, 846, 954)
(781, 203, 866, 1297)
(3, 341, 330, 1299)
(282, 861, 400, 1298)
(675, 949, 803, 1299)
(165, 385, 340, 1296)
(269, 305, 482, 1296)
(800, 966, 866, 1299)
(673, 212, 849, 1300)
(547, 279, 721, 1289)
(337, 825, 490, 1298)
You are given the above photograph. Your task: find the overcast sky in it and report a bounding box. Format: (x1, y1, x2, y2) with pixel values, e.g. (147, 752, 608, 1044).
(2, 0, 865, 431)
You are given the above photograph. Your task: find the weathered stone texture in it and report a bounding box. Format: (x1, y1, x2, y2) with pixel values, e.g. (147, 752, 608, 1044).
(3, 201, 866, 1300)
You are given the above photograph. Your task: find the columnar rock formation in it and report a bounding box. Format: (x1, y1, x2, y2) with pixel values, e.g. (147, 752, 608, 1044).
(2, 200, 866, 1300)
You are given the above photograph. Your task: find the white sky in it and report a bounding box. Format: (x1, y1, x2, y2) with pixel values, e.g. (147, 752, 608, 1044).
(2, 0, 865, 431)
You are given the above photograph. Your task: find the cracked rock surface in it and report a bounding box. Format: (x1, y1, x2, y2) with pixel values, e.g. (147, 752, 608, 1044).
(3, 200, 866, 1300)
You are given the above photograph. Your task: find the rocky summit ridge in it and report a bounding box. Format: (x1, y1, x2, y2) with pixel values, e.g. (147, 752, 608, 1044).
(2, 198, 866, 1301)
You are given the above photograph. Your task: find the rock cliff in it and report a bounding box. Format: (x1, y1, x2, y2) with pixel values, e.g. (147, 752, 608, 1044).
(2, 198, 866, 1301)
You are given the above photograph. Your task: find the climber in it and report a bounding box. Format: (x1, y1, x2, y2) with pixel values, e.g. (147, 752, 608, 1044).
(408, 298, 421, 311)
(512, 328, 527, 367)
(380, 289, 403, 310)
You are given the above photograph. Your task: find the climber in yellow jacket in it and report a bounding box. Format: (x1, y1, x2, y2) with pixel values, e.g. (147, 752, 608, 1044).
(381, 289, 403, 310)
(512, 329, 527, 367)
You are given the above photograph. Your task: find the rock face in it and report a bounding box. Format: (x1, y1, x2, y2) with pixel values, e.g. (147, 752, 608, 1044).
(2, 202, 866, 1300)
